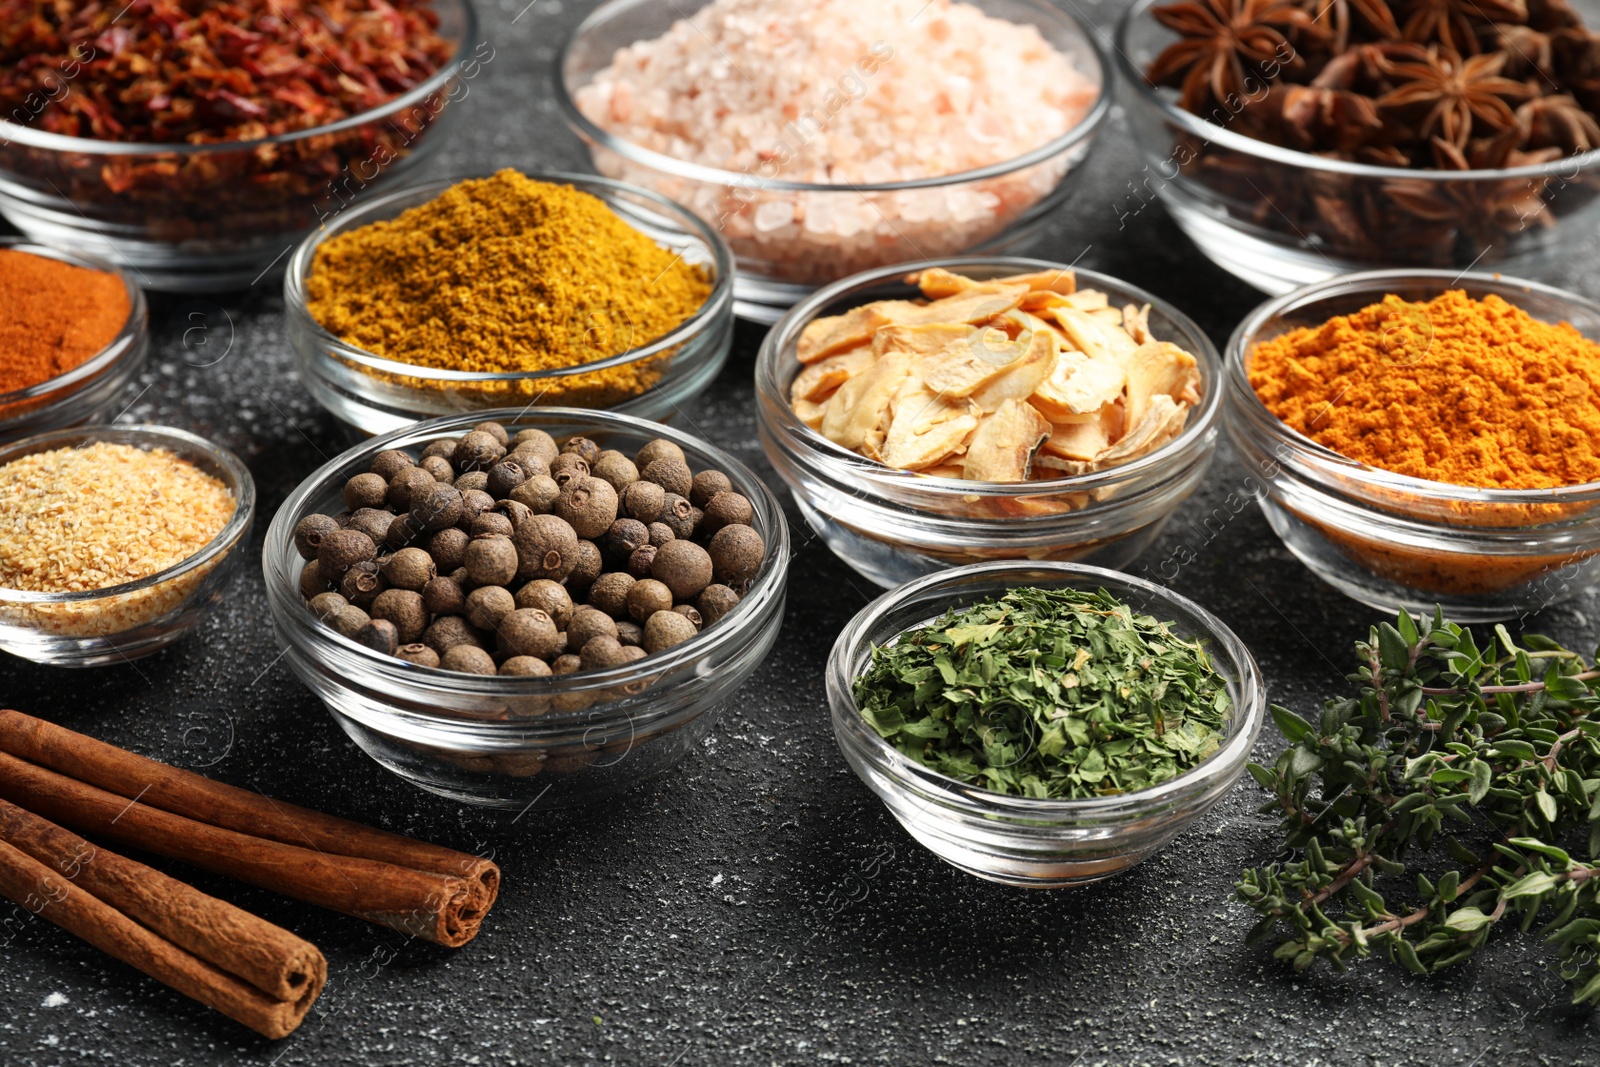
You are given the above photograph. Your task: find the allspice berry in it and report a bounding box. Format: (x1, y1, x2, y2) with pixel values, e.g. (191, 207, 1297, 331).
(646, 522, 675, 547)
(568, 540, 603, 595)
(672, 604, 704, 630)
(515, 579, 574, 628)
(619, 480, 665, 523)
(697, 584, 741, 626)
(369, 449, 413, 482)
(328, 605, 371, 639)
(510, 474, 560, 514)
(422, 576, 466, 616)
(701, 492, 754, 534)
(423, 615, 484, 656)
(587, 572, 635, 619)
(428, 526, 470, 572)
(385, 512, 423, 550)
(412, 483, 465, 532)
(500, 655, 551, 677)
(454, 470, 490, 493)
(299, 559, 330, 598)
(473, 421, 509, 447)
(460, 488, 496, 522)
(652, 539, 713, 600)
(344, 508, 393, 545)
(338, 560, 385, 608)
(709, 524, 765, 584)
(626, 579, 673, 623)
(512, 428, 559, 465)
(387, 466, 437, 511)
(552, 654, 583, 675)
(690, 469, 733, 508)
(635, 439, 685, 470)
(354, 618, 399, 656)
(396, 643, 440, 668)
(643, 610, 698, 653)
(465, 585, 516, 631)
(419, 455, 454, 483)
(549, 453, 590, 488)
(420, 438, 457, 465)
(512, 514, 580, 581)
(615, 619, 643, 647)
(602, 518, 649, 560)
(498, 608, 565, 660)
(308, 591, 348, 619)
(554, 477, 619, 540)
(470, 511, 515, 539)
(465, 534, 519, 587)
(562, 436, 601, 462)
(657, 494, 696, 539)
(486, 458, 529, 499)
(580, 635, 631, 671)
(454, 430, 505, 471)
(626, 545, 657, 579)
(293, 514, 339, 560)
(621, 645, 648, 664)
(381, 547, 436, 591)
(441, 645, 497, 675)
(343, 472, 389, 511)
(590, 450, 638, 491)
(317, 529, 376, 577)
(640, 457, 693, 498)
(371, 588, 429, 644)
(566, 606, 618, 652)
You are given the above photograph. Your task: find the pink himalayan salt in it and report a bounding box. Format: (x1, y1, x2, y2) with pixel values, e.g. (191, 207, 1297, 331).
(573, 0, 1100, 286)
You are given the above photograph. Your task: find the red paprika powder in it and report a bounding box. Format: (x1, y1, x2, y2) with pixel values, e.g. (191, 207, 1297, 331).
(0, 249, 130, 394)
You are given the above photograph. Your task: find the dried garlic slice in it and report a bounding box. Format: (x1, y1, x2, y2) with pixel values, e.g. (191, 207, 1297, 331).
(1031, 350, 1125, 422)
(1098, 395, 1187, 464)
(961, 399, 1053, 482)
(882, 377, 980, 470)
(1124, 341, 1200, 430)
(798, 300, 925, 363)
(791, 346, 873, 403)
(1051, 307, 1138, 365)
(968, 329, 1057, 412)
(819, 349, 912, 451)
(918, 330, 1031, 397)
(874, 322, 975, 359)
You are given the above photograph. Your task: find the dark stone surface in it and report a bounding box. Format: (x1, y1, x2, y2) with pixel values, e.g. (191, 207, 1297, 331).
(4, 2, 1600, 1064)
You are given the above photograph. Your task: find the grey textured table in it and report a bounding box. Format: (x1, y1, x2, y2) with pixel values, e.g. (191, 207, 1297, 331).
(5, 2, 1600, 1064)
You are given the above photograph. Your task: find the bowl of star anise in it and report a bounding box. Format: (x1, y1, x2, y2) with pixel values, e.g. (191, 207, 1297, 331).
(1113, 0, 1600, 293)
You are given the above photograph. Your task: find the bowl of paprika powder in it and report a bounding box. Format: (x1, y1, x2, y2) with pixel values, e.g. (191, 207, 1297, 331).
(1227, 269, 1600, 622)
(0, 239, 148, 443)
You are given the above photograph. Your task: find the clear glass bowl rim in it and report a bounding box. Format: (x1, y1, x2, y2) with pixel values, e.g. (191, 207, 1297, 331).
(1112, 0, 1600, 182)
(0, 424, 257, 603)
(0, 238, 147, 408)
(283, 170, 735, 384)
(0, 0, 482, 156)
(263, 406, 791, 713)
(553, 0, 1113, 193)
(1226, 267, 1600, 507)
(827, 559, 1267, 816)
(756, 254, 1225, 499)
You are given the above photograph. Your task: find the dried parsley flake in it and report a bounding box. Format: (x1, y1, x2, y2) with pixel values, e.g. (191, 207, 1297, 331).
(853, 587, 1232, 799)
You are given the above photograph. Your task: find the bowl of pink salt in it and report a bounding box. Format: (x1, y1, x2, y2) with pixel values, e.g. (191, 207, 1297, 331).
(558, 0, 1110, 322)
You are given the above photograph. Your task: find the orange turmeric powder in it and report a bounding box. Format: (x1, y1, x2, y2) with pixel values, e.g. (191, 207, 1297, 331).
(306, 169, 711, 406)
(1249, 291, 1600, 491)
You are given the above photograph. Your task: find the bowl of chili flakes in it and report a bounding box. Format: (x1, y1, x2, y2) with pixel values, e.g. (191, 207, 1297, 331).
(0, 0, 483, 292)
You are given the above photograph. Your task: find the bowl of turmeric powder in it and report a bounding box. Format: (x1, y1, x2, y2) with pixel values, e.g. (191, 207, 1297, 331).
(285, 169, 734, 434)
(1226, 269, 1600, 622)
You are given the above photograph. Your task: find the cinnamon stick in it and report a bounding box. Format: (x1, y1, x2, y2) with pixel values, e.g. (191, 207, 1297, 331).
(0, 837, 317, 1039)
(0, 709, 498, 914)
(0, 798, 326, 1004)
(0, 752, 490, 947)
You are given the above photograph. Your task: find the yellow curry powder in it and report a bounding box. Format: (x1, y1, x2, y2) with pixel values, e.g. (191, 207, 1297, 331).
(1249, 291, 1600, 491)
(306, 169, 712, 406)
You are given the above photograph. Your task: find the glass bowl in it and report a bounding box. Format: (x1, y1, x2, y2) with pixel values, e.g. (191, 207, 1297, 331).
(0, 425, 256, 667)
(0, 239, 149, 442)
(755, 256, 1224, 589)
(0, 0, 482, 292)
(1114, 0, 1600, 295)
(284, 172, 735, 435)
(1226, 270, 1600, 622)
(262, 408, 790, 809)
(557, 0, 1111, 322)
(827, 561, 1266, 887)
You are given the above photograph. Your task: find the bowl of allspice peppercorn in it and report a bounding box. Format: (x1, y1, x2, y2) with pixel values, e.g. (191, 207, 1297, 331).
(263, 409, 788, 808)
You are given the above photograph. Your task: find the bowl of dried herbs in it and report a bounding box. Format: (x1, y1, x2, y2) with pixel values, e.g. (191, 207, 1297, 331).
(826, 560, 1266, 887)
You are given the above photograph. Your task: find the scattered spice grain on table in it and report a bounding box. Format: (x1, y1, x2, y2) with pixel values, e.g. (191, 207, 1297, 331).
(305, 169, 712, 407)
(1249, 290, 1600, 490)
(0, 443, 235, 593)
(0, 249, 129, 395)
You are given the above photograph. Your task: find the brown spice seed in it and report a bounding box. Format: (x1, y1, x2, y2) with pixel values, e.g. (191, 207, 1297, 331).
(553, 476, 619, 540)
(640, 457, 693, 498)
(396, 643, 441, 668)
(590, 450, 639, 491)
(690, 469, 733, 508)
(422, 614, 484, 655)
(465, 585, 516, 630)
(317, 529, 376, 577)
(369, 450, 413, 482)
(387, 466, 436, 511)
(371, 588, 428, 644)
(635, 439, 685, 470)
(464, 534, 519, 587)
(440, 645, 497, 675)
(626, 578, 673, 623)
(294, 514, 339, 560)
(566, 606, 619, 652)
(586, 571, 636, 619)
(643, 609, 697, 653)
(343, 472, 389, 511)
(381, 547, 436, 590)
(500, 655, 551, 677)
(651, 539, 713, 600)
(419, 455, 454, 483)
(428, 526, 471, 572)
(515, 579, 574, 627)
(355, 618, 399, 656)
(701, 491, 754, 535)
(497, 608, 565, 660)
(454, 430, 506, 471)
(619, 480, 665, 522)
(422, 576, 466, 616)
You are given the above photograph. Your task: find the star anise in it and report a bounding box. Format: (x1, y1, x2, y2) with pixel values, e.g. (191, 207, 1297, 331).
(1281, 83, 1386, 148)
(1148, 0, 1318, 111)
(1377, 46, 1536, 147)
(1310, 40, 1428, 90)
(1526, 0, 1585, 32)
(1553, 28, 1600, 111)
(1488, 22, 1558, 78)
(1301, 0, 1402, 50)
(1518, 92, 1600, 151)
(1395, 0, 1530, 55)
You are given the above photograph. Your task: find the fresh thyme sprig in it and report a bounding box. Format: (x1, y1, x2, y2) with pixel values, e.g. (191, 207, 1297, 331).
(1237, 608, 1600, 1003)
